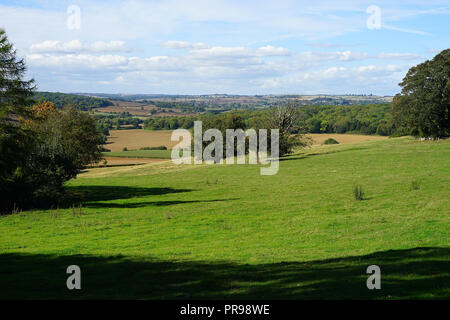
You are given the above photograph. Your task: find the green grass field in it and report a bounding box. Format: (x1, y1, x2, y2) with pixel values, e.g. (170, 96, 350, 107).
(103, 149, 173, 159)
(1, 137, 449, 299)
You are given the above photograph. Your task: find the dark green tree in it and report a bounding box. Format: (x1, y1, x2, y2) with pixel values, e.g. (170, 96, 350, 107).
(392, 49, 449, 138)
(21, 105, 103, 204)
(0, 29, 35, 209)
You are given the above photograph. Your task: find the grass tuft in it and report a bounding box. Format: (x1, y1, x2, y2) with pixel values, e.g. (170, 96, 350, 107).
(353, 185, 365, 201)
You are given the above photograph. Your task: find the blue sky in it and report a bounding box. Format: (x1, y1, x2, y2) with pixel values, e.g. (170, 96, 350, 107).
(0, 0, 448, 95)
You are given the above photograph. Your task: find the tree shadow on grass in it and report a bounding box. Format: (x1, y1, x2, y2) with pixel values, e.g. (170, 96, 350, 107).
(65, 185, 194, 203)
(84, 198, 238, 209)
(0, 247, 448, 300)
(280, 146, 371, 162)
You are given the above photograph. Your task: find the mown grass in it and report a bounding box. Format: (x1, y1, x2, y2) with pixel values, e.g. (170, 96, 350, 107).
(0, 137, 449, 299)
(103, 149, 173, 159)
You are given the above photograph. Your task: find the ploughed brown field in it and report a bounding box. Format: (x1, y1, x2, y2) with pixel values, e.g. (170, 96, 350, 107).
(105, 129, 176, 152)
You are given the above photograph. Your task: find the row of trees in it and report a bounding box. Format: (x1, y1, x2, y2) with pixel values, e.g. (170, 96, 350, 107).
(143, 103, 394, 135)
(33, 91, 113, 111)
(94, 112, 142, 131)
(0, 29, 104, 211)
(296, 104, 394, 136)
(187, 102, 310, 158)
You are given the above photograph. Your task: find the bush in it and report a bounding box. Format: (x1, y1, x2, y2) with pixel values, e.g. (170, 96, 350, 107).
(3, 103, 104, 210)
(140, 146, 167, 150)
(353, 185, 365, 201)
(324, 138, 339, 145)
(411, 180, 420, 190)
(20, 105, 103, 206)
(122, 147, 128, 151)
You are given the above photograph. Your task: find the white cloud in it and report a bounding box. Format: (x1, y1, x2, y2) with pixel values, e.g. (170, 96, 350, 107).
(378, 52, 422, 60)
(30, 40, 131, 53)
(299, 51, 368, 62)
(257, 45, 291, 56)
(161, 41, 209, 50)
(26, 53, 128, 69)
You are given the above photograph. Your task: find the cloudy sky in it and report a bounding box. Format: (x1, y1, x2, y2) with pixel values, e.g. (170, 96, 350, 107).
(0, 0, 448, 95)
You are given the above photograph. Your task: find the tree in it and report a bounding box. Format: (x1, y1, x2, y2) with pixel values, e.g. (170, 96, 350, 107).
(263, 100, 311, 156)
(18, 103, 103, 205)
(0, 28, 35, 209)
(392, 49, 449, 138)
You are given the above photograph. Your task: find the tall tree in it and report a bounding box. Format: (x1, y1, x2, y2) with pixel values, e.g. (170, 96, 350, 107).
(392, 49, 449, 138)
(263, 100, 311, 156)
(0, 28, 35, 208)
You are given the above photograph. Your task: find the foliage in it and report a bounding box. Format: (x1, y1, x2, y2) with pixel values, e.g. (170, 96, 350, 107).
(144, 103, 394, 137)
(391, 49, 450, 138)
(0, 28, 35, 210)
(194, 113, 248, 161)
(94, 112, 142, 131)
(411, 180, 421, 191)
(13, 103, 104, 207)
(353, 185, 365, 201)
(260, 101, 311, 156)
(33, 92, 113, 111)
(324, 138, 339, 145)
(297, 103, 394, 135)
(140, 146, 167, 150)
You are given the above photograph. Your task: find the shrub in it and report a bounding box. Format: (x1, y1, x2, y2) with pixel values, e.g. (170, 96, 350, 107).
(122, 147, 128, 151)
(140, 146, 167, 150)
(411, 180, 420, 190)
(353, 185, 365, 201)
(324, 138, 339, 145)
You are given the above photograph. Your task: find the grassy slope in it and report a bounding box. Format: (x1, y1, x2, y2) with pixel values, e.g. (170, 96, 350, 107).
(0, 137, 449, 299)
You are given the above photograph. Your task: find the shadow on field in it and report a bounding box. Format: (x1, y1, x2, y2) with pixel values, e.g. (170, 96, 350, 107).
(66, 185, 193, 202)
(280, 146, 371, 162)
(0, 247, 448, 299)
(84, 198, 237, 209)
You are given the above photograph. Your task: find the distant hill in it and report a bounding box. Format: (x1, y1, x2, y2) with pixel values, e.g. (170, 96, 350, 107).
(32, 92, 113, 110)
(75, 93, 393, 109)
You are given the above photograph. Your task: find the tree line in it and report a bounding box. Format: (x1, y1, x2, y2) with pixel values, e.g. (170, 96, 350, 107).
(33, 91, 113, 111)
(143, 103, 394, 136)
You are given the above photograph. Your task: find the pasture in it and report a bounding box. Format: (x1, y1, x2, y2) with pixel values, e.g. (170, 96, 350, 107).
(0, 137, 448, 299)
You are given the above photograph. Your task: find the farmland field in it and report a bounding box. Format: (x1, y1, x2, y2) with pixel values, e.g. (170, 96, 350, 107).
(104, 129, 388, 153)
(308, 133, 388, 145)
(105, 129, 176, 152)
(0, 137, 449, 299)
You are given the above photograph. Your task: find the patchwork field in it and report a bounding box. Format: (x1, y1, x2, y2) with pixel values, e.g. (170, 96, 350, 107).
(0, 137, 449, 299)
